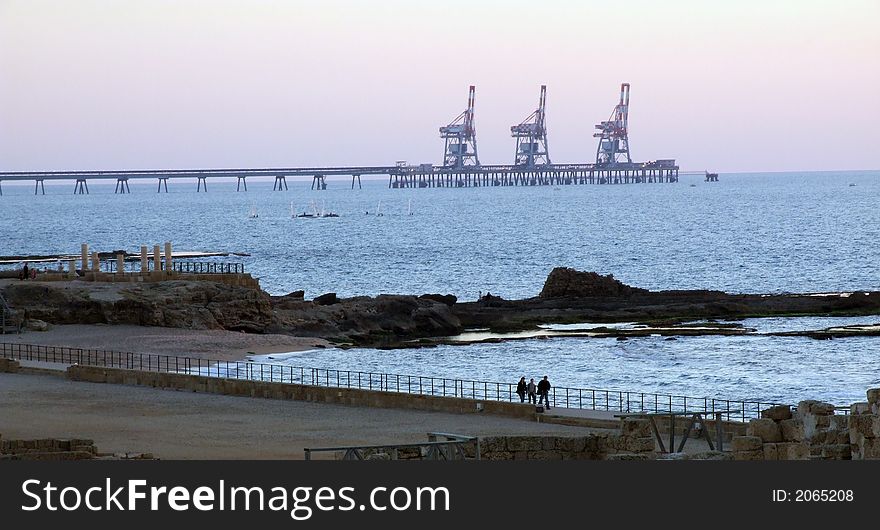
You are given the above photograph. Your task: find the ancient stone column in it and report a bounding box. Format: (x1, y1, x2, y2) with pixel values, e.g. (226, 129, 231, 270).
(91, 252, 100, 272)
(164, 241, 173, 273)
(116, 254, 125, 276)
(140, 245, 148, 273)
(81, 243, 89, 272)
(153, 245, 161, 272)
(68, 259, 76, 276)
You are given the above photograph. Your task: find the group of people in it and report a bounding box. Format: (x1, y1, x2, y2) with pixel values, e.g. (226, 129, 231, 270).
(515, 375, 552, 410)
(18, 262, 36, 280)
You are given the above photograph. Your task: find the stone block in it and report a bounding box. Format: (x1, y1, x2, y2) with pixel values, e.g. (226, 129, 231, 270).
(867, 388, 880, 405)
(862, 439, 880, 460)
(731, 436, 762, 452)
(483, 437, 507, 454)
(803, 414, 832, 441)
(851, 402, 871, 415)
(527, 450, 563, 461)
(779, 419, 805, 442)
(625, 437, 656, 453)
(604, 435, 627, 452)
(829, 415, 850, 432)
(0, 358, 21, 373)
(848, 414, 878, 440)
(778, 442, 810, 460)
(746, 418, 782, 442)
(821, 444, 851, 460)
(797, 400, 835, 417)
(583, 435, 602, 453)
(807, 429, 827, 444)
(620, 418, 651, 438)
(761, 405, 792, 421)
(605, 453, 650, 461)
(506, 436, 543, 452)
(762, 443, 779, 461)
(25, 319, 50, 332)
(555, 437, 586, 453)
(833, 430, 851, 445)
(734, 449, 764, 461)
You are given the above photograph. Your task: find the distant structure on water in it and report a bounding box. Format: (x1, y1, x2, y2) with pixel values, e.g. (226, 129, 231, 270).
(0, 83, 680, 195)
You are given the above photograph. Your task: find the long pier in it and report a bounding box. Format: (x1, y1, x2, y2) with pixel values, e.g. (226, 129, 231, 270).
(0, 161, 678, 195)
(0, 82, 688, 195)
(388, 161, 678, 188)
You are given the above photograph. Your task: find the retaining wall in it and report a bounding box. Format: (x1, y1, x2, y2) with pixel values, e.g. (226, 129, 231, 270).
(66, 365, 536, 420)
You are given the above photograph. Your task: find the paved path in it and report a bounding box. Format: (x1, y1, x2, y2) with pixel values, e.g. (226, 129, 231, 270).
(0, 372, 610, 459)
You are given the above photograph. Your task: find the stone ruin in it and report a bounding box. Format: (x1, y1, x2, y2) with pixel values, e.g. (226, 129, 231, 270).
(465, 418, 657, 460)
(0, 434, 154, 461)
(732, 388, 880, 460)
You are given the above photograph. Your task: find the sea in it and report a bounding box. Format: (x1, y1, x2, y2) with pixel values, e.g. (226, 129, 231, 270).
(2, 170, 879, 405)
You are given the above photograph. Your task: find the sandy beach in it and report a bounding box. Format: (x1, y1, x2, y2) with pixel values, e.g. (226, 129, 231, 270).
(1, 324, 328, 361)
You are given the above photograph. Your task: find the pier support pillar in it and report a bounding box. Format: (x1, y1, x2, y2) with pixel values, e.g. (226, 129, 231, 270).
(115, 178, 130, 194)
(311, 175, 326, 190)
(197, 176, 207, 192)
(74, 179, 89, 194)
(157, 178, 169, 193)
(140, 245, 148, 273)
(273, 175, 288, 191)
(35, 179, 46, 195)
(164, 242, 173, 273)
(237, 176, 248, 192)
(351, 174, 362, 189)
(81, 244, 89, 273)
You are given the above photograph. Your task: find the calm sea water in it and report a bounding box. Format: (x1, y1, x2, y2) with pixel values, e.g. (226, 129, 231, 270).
(260, 315, 880, 406)
(3, 170, 878, 298)
(2, 170, 879, 404)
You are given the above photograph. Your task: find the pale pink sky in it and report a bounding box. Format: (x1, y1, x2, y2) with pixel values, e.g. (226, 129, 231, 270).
(1, 0, 878, 172)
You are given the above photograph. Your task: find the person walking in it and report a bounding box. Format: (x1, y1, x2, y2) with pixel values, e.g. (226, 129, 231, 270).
(527, 378, 537, 404)
(515, 376, 527, 403)
(537, 375, 552, 410)
(20, 262, 29, 281)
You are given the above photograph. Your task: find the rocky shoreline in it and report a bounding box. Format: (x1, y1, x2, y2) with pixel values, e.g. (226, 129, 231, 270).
(2, 267, 880, 348)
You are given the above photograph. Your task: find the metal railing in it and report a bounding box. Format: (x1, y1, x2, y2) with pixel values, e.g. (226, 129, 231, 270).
(305, 433, 478, 461)
(0, 342, 781, 422)
(172, 261, 244, 274)
(102, 260, 244, 274)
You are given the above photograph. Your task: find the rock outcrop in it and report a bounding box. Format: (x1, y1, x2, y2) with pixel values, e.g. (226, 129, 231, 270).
(2, 280, 274, 333)
(0, 280, 461, 345)
(271, 293, 461, 344)
(539, 268, 647, 299)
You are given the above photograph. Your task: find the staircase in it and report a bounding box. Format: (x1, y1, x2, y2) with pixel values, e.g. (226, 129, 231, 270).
(0, 292, 21, 334)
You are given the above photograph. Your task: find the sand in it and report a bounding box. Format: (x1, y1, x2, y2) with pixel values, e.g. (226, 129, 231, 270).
(1, 324, 328, 361)
(0, 372, 601, 459)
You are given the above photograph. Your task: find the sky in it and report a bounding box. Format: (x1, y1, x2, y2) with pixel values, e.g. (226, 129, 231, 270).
(0, 0, 878, 173)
